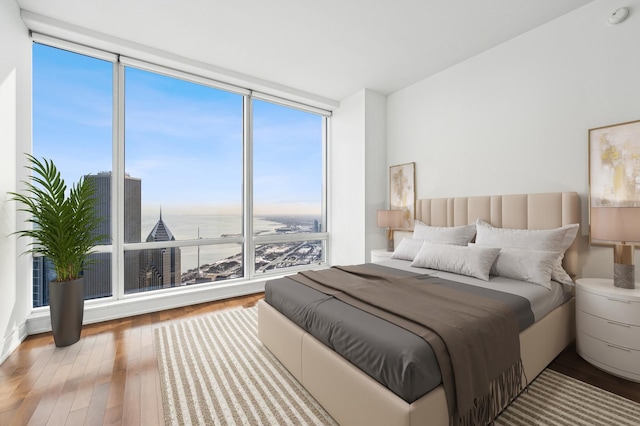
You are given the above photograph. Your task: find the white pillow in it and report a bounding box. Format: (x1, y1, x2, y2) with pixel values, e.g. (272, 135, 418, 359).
(410, 242, 501, 281)
(491, 247, 560, 290)
(474, 219, 579, 284)
(412, 221, 476, 246)
(391, 238, 425, 261)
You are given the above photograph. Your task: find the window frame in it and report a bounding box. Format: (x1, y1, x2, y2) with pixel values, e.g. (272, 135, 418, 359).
(30, 36, 330, 307)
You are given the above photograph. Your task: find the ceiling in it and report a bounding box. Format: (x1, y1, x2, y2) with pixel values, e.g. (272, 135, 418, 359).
(16, 0, 594, 103)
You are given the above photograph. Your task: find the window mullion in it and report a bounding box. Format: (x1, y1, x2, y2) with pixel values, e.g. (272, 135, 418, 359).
(322, 116, 329, 263)
(243, 95, 254, 280)
(113, 59, 126, 300)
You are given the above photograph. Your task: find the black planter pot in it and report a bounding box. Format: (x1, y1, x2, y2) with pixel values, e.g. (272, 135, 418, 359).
(49, 278, 84, 347)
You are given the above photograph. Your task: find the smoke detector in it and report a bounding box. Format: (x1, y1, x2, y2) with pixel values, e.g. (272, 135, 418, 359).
(608, 7, 630, 25)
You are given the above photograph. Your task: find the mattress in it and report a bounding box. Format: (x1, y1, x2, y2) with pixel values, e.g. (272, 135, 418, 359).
(264, 260, 571, 404)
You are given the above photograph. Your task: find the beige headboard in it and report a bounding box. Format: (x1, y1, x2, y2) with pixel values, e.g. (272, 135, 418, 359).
(414, 192, 580, 278)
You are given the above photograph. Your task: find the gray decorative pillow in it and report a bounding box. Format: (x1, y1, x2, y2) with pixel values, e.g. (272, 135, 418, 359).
(412, 221, 477, 246)
(474, 219, 579, 284)
(410, 242, 500, 281)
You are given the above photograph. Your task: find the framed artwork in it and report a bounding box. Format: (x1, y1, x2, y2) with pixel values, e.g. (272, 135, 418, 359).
(589, 119, 640, 208)
(589, 119, 640, 246)
(389, 162, 415, 230)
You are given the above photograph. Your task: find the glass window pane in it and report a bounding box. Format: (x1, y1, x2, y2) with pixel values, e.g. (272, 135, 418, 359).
(124, 67, 244, 246)
(124, 67, 244, 294)
(32, 43, 113, 306)
(255, 240, 323, 272)
(253, 100, 324, 233)
(125, 243, 243, 294)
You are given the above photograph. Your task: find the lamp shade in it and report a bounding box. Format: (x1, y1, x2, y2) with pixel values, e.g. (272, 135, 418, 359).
(590, 207, 640, 243)
(377, 209, 404, 229)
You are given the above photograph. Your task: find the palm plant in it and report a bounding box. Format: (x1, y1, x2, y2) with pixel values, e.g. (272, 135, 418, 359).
(10, 154, 105, 282)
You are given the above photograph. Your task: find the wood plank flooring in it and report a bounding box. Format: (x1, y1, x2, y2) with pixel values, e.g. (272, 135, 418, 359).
(1, 292, 639, 426)
(0, 293, 262, 426)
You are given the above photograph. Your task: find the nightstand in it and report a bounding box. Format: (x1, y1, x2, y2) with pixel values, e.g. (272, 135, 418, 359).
(371, 249, 393, 263)
(576, 278, 640, 383)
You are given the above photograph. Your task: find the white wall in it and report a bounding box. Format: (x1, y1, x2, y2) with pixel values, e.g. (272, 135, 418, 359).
(330, 90, 367, 264)
(330, 89, 387, 265)
(364, 90, 388, 259)
(386, 0, 640, 280)
(0, 0, 32, 363)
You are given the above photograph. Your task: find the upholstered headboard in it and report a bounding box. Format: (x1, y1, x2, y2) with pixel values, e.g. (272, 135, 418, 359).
(413, 192, 580, 278)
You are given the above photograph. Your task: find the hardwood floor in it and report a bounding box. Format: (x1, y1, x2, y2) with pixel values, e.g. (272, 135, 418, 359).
(0, 293, 263, 426)
(1, 293, 639, 425)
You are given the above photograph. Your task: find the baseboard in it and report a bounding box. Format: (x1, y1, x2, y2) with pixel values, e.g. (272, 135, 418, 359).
(1, 320, 28, 365)
(26, 279, 266, 336)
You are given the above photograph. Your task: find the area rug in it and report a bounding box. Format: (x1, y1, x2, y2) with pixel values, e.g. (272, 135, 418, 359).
(154, 306, 337, 425)
(495, 368, 640, 426)
(155, 306, 640, 426)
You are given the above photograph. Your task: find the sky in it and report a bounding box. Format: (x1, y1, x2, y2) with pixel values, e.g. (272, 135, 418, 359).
(32, 43, 324, 218)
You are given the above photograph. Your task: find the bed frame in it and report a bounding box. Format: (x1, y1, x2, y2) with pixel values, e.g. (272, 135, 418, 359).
(258, 192, 579, 426)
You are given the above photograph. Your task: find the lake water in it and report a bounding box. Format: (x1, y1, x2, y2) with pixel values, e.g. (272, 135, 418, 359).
(140, 214, 286, 271)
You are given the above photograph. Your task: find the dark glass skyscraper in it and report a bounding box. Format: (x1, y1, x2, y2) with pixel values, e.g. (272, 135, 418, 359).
(32, 256, 55, 308)
(82, 172, 142, 298)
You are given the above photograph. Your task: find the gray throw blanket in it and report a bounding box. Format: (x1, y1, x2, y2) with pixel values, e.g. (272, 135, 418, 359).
(292, 265, 524, 426)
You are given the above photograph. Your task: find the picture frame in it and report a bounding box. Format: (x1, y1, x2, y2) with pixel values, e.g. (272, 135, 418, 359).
(589, 119, 640, 208)
(389, 162, 415, 230)
(589, 119, 640, 244)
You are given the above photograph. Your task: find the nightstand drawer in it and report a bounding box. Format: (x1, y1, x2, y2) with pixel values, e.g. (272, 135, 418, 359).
(577, 288, 640, 326)
(577, 331, 640, 376)
(577, 309, 640, 350)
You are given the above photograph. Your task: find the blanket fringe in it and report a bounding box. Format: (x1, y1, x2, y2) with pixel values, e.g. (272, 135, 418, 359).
(454, 359, 525, 426)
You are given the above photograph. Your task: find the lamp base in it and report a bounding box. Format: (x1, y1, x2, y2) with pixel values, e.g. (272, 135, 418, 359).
(614, 263, 635, 289)
(386, 228, 395, 252)
(386, 238, 395, 252)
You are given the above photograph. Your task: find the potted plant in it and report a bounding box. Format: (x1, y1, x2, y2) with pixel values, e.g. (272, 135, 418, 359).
(10, 154, 105, 347)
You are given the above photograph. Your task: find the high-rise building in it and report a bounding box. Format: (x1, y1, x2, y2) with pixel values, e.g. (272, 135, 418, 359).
(32, 256, 54, 308)
(140, 210, 182, 289)
(84, 172, 142, 298)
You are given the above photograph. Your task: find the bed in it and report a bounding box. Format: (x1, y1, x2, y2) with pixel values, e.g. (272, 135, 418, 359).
(258, 192, 579, 426)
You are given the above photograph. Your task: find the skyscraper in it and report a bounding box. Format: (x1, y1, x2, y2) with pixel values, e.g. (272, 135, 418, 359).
(140, 210, 182, 289)
(83, 172, 142, 298)
(32, 256, 54, 308)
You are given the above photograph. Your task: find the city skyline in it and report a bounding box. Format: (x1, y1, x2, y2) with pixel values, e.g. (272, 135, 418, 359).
(31, 169, 324, 307)
(32, 43, 324, 217)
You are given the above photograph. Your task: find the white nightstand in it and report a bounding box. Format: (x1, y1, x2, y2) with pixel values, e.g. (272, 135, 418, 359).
(371, 249, 393, 263)
(575, 278, 640, 383)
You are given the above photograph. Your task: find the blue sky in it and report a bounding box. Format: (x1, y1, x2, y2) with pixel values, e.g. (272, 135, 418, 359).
(32, 43, 323, 217)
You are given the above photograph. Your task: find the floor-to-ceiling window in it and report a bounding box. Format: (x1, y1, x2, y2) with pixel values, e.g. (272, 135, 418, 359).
(252, 99, 325, 273)
(123, 66, 244, 294)
(31, 40, 329, 307)
(32, 43, 114, 306)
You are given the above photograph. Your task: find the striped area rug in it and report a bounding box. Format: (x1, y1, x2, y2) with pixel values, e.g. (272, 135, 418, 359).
(155, 306, 640, 426)
(496, 368, 640, 426)
(154, 306, 337, 426)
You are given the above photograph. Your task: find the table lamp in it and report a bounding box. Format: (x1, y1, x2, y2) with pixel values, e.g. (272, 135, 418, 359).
(377, 209, 404, 252)
(590, 207, 640, 289)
